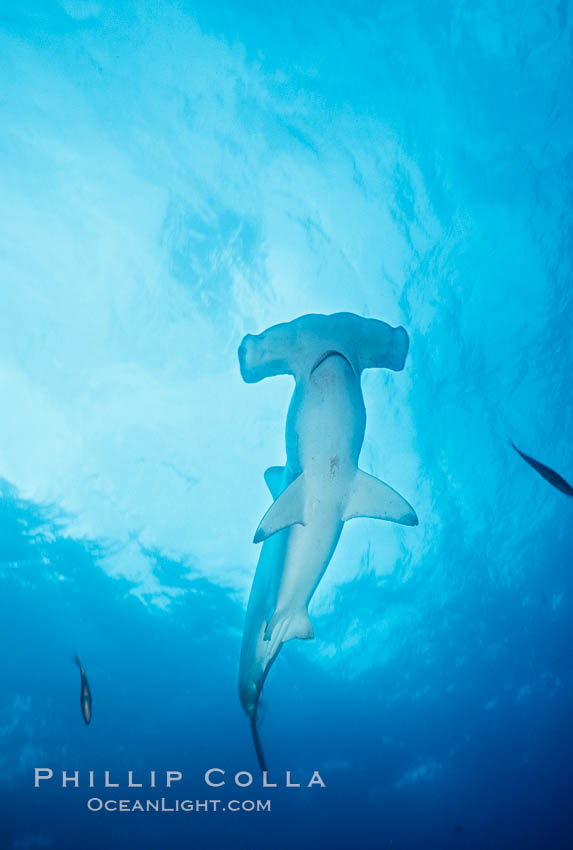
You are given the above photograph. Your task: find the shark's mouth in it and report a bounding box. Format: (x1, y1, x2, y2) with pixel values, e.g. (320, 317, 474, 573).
(310, 349, 354, 376)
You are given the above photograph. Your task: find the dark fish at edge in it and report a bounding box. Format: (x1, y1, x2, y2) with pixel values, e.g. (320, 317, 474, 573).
(511, 442, 573, 497)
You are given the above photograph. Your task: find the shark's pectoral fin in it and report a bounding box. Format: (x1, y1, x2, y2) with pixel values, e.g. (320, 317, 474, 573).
(254, 475, 306, 543)
(264, 466, 286, 500)
(342, 469, 418, 526)
(264, 609, 314, 656)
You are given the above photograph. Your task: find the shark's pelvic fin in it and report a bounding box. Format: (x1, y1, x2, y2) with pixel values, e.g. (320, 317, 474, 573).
(342, 469, 418, 526)
(264, 609, 314, 656)
(263, 466, 286, 500)
(254, 475, 306, 543)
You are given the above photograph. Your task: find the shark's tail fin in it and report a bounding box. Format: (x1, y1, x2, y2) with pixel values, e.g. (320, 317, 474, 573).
(73, 652, 81, 669)
(250, 712, 267, 773)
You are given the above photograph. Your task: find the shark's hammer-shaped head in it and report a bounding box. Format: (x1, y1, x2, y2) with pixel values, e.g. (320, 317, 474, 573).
(238, 330, 286, 383)
(238, 312, 410, 383)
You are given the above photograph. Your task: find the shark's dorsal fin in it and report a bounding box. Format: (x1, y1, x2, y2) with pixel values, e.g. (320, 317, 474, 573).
(254, 475, 306, 543)
(263, 466, 286, 500)
(342, 469, 418, 526)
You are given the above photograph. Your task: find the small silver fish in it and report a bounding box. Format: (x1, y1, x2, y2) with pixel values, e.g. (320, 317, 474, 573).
(74, 653, 92, 725)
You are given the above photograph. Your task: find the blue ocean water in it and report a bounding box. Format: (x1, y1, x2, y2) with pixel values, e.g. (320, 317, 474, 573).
(1, 1, 572, 848)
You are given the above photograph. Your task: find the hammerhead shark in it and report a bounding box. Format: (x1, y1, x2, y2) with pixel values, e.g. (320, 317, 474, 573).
(237, 312, 418, 769)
